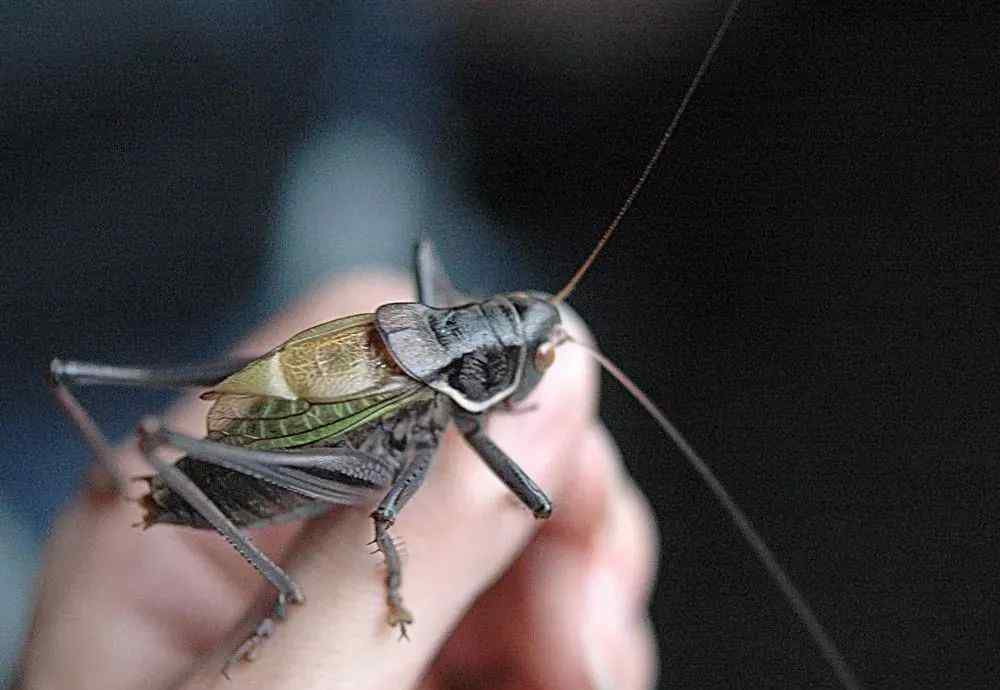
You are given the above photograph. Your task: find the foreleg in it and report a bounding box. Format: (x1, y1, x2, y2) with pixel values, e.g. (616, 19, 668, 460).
(454, 412, 552, 518)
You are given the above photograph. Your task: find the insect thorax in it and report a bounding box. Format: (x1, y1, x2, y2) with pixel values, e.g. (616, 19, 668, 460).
(374, 293, 560, 413)
(375, 298, 527, 413)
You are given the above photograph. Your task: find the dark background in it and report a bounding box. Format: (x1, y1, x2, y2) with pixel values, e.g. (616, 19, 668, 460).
(3, 1, 999, 687)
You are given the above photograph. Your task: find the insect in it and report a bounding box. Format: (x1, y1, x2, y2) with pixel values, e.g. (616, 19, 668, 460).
(46, 1, 867, 687)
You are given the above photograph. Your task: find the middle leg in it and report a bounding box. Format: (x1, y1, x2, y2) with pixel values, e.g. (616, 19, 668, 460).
(454, 412, 553, 519)
(370, 444, 437, 638)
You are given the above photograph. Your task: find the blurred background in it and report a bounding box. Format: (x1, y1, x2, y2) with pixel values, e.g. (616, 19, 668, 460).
(3, 1, 999, 687)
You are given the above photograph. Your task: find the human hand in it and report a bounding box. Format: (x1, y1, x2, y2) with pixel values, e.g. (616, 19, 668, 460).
(20, 273, 658, 690)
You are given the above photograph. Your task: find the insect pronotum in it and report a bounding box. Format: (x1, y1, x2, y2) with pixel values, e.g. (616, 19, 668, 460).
(48, 1, 865, 687)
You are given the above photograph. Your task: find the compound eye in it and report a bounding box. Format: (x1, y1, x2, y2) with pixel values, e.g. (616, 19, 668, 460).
(534, 341, 556, 373)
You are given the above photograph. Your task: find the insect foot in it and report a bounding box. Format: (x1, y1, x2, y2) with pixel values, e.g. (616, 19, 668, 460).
(223, 593, 300, 678)
(372, 512, 413, 640)
(387, 600, 415, 641)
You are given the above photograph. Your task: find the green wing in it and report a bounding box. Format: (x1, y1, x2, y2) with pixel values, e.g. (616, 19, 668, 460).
(206, 384, 432, 450)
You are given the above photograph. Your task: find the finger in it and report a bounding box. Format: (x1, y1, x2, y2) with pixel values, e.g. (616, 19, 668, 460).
(22, 272, 413, 690)
(426, 422, 660, 690)
(542, 424, 660, 612)
(556, 427, 660, 690)
(180, 299, 602, 688)
(514, 424, 659, 689)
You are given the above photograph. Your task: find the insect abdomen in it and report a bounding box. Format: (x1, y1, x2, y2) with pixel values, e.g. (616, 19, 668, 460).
(140, 396, 450, 529)
(140, 459, 331, 529)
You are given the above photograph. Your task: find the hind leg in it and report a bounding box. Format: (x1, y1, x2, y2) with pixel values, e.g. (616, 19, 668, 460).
(136, 418, 304, 673)
(48, 357, 253, 494)
(135, 419, 398, 673)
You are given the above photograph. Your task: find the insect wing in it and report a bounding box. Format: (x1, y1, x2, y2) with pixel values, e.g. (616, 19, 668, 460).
(205, 314, 414, 402)
(185, 311, 435, 508)
(206, 386, 433, 450)
(174, 387, 433, 507)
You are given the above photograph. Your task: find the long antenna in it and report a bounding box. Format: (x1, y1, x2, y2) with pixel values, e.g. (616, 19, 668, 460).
(562, 335, 863, 690)
(552, 0, 744, 304)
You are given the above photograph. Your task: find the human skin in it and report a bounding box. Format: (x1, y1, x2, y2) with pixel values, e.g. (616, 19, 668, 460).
(19, 273, 659, 690)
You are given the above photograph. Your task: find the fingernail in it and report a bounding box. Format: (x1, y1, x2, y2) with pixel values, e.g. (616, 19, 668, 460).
(583, 566, 628, 690)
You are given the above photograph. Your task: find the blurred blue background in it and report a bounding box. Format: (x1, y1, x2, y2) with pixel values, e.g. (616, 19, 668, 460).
(4, 2, 1000, 688)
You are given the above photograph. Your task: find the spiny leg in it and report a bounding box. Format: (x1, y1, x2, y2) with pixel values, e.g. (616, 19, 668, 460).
(48, 356, 253, 495)
(373, 516, 410, 638)
(370, 445, 437, 638)
(454, 412, 552, 519)
(137, 419, 304, 671)
(136, 420, 393, 672)
(148, 426, 394, 505)
(51, 381, 128, 495)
